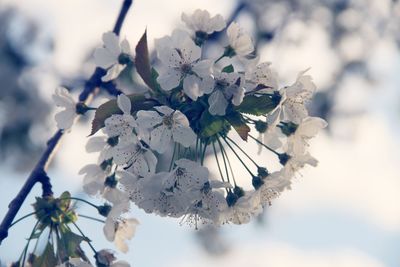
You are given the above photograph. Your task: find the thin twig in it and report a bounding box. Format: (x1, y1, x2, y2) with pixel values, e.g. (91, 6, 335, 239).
(0, 0, 133, 245)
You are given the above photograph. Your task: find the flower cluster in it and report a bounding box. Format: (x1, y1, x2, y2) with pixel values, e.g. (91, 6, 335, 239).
(78, 9, 326, 251)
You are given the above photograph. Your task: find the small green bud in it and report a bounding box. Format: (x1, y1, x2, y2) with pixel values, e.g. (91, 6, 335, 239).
(278, 122, 298, 136)
(98, 204, 112, 217)
(118, 53, 132, 65)
(252, 175, 264, 190)
(107, 137, 119, 147)
(104, 174, 117, 188)
(75, 102, 89, 115)
(255, 120, 268, 133)
(257, 167, 269, 178)
(223, 46, 236, 58)
(278, 153, 291, 165)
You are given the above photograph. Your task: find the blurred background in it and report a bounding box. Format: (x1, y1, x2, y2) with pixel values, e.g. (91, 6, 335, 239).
(0, 0, 399, 266)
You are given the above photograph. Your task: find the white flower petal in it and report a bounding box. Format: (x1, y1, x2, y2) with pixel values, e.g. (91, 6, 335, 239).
(172, 125, 196, 147)
(180, 37, 201, 62)
(101, 64, 126, 82)
(52, 87, 75, 108)
(172, 110, 190, 127)
(102, 31, 121, 57)
(154, 106, 174, 116)
(183, 74, 203, 100)
(208, 90, 228, 116)
(150, 125, 172, 153)
(94, 47, 117, 69)
(192, 59, 213, 77)
(117, 94, 132, 114)
(157, 46, 182, 68)
(55, 108, 76, 130)
(157, 68, 181, 91)
(121, 39, 131, 54)
(86, 136, 107, 153)
(136, 110, 163, 128)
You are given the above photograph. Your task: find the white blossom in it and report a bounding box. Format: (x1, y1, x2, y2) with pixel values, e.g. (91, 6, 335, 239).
(189, 189, 228, 225)
(280, 69, 316, 123)
(85, 136, 114, 163)
(284, 151, 319, 176)
(208, 72, 245, 116)
(226, 22, 254, 57)
(225, 191, 262, 225)
(164, 159, 209, 191)
(181, 9, 226, 35)
(104, 217, 139, 253)
(257, 170, 291, 205)
(111, 137, 157, 177)
(257, 107, 283, 153)
(246, 62, 279, 92)
(94, 31, 131, 82)
(287, 116, 328, 155)
(133, 170, 201, 217)
(79, 164, 109, 196)
(104, 94, 136, 141)
(155, 30, 214, 100)
(136, 106, 196, 154)
(52, 87, 77, 130)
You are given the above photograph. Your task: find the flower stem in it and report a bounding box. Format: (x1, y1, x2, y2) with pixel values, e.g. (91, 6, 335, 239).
(220, 135, 255, 178)
(9, 212, 36, 228)
(212, 142, 226, 182)
(216, 137, 233, 185)
(19, 220, 40, 266)
(78, 214, 106, 223)
(70, 220, 97, 254)
(61, 197, 99, 210)
(248, 134, 280, 156)
(200, 139, 209, 165)
(225, 136, 260, 167)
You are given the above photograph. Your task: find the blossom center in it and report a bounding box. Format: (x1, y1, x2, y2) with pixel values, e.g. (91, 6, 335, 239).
(162, 115, 174, 128)
(180, 63, 193, 75)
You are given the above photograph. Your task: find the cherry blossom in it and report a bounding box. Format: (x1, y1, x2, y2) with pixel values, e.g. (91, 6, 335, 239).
(136, 106, 197, 153)
(226, 22, 254, 57)
(181, 9, 226, 40)
(155, 30, 214, 100)
(52, 87, 77, 130)
(94, 31, 131, 82)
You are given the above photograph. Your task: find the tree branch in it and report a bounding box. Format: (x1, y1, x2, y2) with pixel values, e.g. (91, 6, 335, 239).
(0, 0, 133, 245)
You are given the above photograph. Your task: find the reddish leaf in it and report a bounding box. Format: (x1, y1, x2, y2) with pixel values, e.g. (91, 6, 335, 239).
(225, 111, 250, 141)
(135, 30, 154, 91)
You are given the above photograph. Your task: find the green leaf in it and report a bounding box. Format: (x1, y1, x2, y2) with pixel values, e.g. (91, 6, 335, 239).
(32, 243, 57, 267)
(59, 191, 71, 211)
(221, 64, 234, 73)
(199, 111, 225, 138)
(58, 229, 89, 259)
(150, 68, 168, 97)
(236, 95, 278, 116)
(225, 111, 250, 141)
(90, 94, 157, 135)
(135, 30, 158, 92)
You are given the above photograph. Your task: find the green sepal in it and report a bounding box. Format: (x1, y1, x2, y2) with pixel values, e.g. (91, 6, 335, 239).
(225, 111, 250, 141)
(236, 95, 278, 116)
(198, 111, 228, 138)
(32, 243, 57, 267)
(221, 64, 234, 73)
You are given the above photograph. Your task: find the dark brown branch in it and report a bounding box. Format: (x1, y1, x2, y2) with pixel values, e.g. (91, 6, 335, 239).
(0, 0, 133, 245)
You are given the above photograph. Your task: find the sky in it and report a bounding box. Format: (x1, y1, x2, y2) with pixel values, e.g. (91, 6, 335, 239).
(0, 0, 399, 266)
